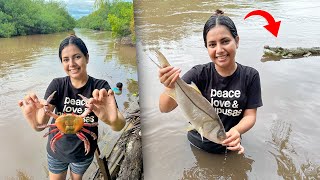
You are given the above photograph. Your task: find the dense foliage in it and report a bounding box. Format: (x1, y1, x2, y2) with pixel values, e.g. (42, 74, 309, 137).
(77, 0, 135, 40)
(0, 0, 75, 38)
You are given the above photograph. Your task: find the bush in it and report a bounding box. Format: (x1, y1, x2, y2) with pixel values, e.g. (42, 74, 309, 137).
(0, 0, 75, 38)
(76, 0, 135, 40)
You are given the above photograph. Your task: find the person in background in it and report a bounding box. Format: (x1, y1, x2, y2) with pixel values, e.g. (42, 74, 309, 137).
(18, 35, 125, 180)
(112, 82, 123, 95)
(158, 9, 263, 154)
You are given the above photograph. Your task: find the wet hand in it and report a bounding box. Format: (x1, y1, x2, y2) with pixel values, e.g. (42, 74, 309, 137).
(18, 93, 50, 129)
(87, 88, 118, 124)
(18, 93, 44, 117)
(159, 66, 181, 88)
(222, 128, 244, 154)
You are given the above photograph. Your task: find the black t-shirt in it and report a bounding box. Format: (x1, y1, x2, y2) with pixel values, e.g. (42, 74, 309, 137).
(44, 76, 111, 162)
(182, 62, 262, 153)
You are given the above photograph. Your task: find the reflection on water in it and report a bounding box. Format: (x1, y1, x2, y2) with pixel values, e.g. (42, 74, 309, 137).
(0, 29, 137, 179)
(0, 31, 75, 78)
(134, 0, 253, 45)
(135, 0, 320, 179)
(181, 145, 253, 180)
(269, 118, 320, 179)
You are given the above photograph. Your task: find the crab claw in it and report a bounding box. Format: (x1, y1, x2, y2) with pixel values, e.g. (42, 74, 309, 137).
(46, 91, 56, 103)
(78, 94, 89, 103)
(78, 94, 92, 117)
(44, 91, 57, 117)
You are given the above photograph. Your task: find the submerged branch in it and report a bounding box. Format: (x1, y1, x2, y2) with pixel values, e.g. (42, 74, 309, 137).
(261, 45, 320, 62)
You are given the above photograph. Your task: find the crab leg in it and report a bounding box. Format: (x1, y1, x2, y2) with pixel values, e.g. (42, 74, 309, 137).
(83, 122, 99, 127)
(80, 127, 97, 140)
(37, 123, 56, 129)
(78, 94, 92, 118)
(43, 128, 59, 137)
(46, 111, 59, 119)
(50, 131, 64, 153)
(76, 132, 90, 155)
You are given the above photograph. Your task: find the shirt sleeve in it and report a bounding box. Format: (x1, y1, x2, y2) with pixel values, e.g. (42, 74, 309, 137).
(182, 65, 207, 93)
(181, 66, 202, 85)
(246, 71, 263, 109)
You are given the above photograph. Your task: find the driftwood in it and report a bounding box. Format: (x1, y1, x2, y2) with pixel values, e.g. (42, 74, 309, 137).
(93, 95, 142, 180)
(261, 45, 320, 62)
(116, 110, 142, 180)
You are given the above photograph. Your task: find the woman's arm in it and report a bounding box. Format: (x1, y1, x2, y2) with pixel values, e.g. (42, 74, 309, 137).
(89, 89, 126, 131)
(158, 66, 181, 113)
(18, 93, 54, 131)
(159, 88, 178, 113)
(232, 108, 257, 134)
(108, 110, 126, 131)
(222, 108, 257, 153)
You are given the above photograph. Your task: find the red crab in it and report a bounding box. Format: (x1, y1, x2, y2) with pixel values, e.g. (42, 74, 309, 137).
(39, 91, 98, 155)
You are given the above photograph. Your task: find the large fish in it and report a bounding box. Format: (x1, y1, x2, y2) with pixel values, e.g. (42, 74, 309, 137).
(151, 50, 227, 144)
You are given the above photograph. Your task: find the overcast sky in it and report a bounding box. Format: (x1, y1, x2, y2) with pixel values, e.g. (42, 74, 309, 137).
(56, 0, 132, 19)
(57, 0, 96, 19)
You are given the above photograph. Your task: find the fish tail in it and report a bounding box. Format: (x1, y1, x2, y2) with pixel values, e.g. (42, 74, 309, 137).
(154, 50, 171, 67)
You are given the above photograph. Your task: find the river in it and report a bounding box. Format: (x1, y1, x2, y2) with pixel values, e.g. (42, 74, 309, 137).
(0, 29, 138, 179)
(134, 0, 320, 179)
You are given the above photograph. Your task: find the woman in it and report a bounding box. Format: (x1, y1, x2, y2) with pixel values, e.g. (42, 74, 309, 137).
(18, 35, 125, 179)
(158, 10, 263, 154)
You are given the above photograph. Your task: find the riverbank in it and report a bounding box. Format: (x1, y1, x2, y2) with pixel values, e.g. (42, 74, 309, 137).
(91, 95, 143, 180)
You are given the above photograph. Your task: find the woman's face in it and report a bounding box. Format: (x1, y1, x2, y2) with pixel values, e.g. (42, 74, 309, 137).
(61, 44, 88, 80)
(206, 25, 239, 69)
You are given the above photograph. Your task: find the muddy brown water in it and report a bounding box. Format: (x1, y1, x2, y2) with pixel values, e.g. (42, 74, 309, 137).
(1, 1, 320, 179)
(135, 0, 320, 179)
(0, 29, 138, 179)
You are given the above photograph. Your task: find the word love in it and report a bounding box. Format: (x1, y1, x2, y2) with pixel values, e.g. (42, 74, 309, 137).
(210, 99, 238, 109)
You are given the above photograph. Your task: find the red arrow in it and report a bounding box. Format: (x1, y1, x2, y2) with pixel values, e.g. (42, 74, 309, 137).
(244, 10, 281, 37)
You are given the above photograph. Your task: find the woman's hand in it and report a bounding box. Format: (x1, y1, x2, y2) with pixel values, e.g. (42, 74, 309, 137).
(222, 127, 244, 154)
(159, 66, 181, 88)
(158, 66, 181, 112)
(221, 109, 257, 154)
(87, 88, 125, 131)
(18, 93, 51, 131)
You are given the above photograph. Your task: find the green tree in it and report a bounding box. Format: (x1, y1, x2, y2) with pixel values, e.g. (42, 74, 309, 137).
(77, 4, 110, 31)
(78, 0, 135, 41)
(107, 1, 133, 38)
(0, 0, 75, 38)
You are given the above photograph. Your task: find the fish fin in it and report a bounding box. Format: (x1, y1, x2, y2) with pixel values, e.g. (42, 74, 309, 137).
(148, 55, 162, 68)
(198, 127, 204, 142)
(164, 88, 176, 101)
(186, 124, 195, 132)
(189, 82, 201, 94)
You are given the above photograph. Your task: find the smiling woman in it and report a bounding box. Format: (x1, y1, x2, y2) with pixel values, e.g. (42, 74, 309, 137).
(158, 9, 263, 154)
(18, 35, 126, 180)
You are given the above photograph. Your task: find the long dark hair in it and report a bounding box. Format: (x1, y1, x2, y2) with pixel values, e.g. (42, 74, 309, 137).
(203, 9, 238, 48)
(58, 35, 88, 62)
